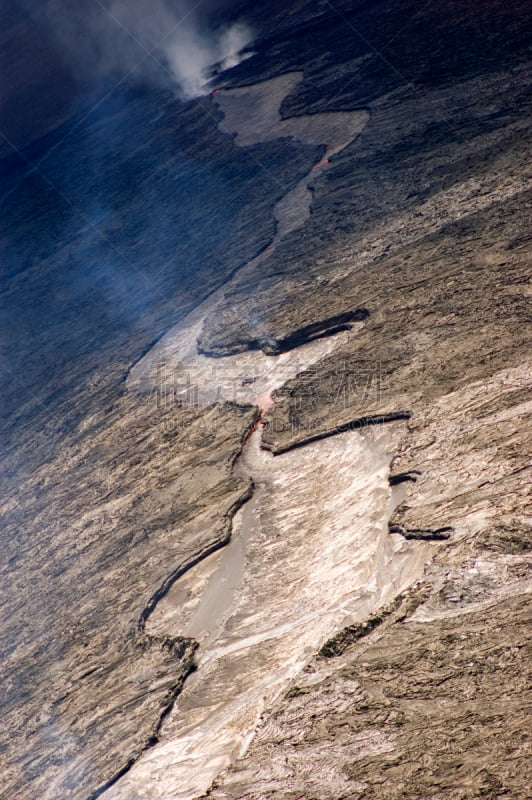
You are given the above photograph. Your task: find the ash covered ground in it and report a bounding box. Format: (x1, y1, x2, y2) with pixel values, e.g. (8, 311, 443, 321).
(0, 2, 530, 799)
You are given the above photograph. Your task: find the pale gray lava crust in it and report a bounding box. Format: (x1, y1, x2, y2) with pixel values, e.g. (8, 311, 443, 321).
(0, 1, 530, 799)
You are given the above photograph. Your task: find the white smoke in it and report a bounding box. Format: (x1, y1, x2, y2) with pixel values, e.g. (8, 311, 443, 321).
(164, 20, 253, 98)
(103, 1, 253, 99)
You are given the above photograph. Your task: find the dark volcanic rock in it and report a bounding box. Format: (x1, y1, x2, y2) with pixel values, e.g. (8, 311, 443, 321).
(198, 308, 370, 357)
(1, 0, 530, 798)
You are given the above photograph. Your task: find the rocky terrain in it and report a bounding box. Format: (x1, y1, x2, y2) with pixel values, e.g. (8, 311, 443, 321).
(0, 1, 530, 799)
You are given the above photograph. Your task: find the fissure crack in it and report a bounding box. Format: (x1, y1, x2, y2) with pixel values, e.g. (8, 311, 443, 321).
(388, 523, 453, 541)
(89, 423, 259, 800)
(262, 411, 413, 455)
(85, 640, 197, 800)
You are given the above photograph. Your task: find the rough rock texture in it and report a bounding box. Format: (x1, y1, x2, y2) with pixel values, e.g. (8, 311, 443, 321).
(196, 1, 531, 797)
(0, 0, 530, 798)
(0, 13, 322, 797)
(205, 562, 530, 800)
(0, 397, 258, 799)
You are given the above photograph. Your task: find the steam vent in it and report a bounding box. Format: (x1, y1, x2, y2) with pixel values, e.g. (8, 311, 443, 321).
(1, 1, 530, 798)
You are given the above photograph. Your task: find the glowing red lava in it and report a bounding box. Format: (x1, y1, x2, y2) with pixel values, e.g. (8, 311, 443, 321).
(311, 156, 330, 171)
(243, 391, 273, 444)
(243, 408, 265, 445)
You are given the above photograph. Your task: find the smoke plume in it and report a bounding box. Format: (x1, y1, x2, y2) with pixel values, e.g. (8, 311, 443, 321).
(163, 19, 253, 98)
(104, 1, 254, 98)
